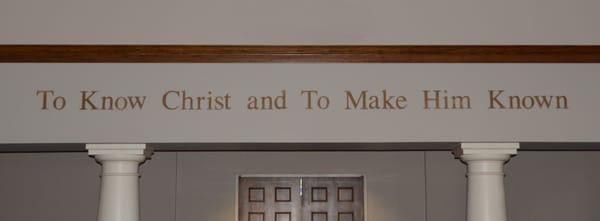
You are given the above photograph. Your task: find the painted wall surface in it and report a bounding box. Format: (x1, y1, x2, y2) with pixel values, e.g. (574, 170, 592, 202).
(1, 0, 599, 44)
(1, 151, 599, 221)
(2, 1, 599, 144)
(1, 64, 599, 143)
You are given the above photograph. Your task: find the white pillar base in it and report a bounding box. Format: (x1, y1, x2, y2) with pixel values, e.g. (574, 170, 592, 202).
(453, 143, 519, 221)
(87, 144, 153, 221)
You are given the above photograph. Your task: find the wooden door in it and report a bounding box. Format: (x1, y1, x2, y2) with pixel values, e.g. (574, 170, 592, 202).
(239, 177, 364, 221)
(301, 177, 364, 221)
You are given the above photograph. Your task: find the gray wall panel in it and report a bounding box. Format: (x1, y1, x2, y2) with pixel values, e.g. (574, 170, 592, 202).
(2, 151, 600, 221)
(140, 152, 177, 221)
(426, 151, 600, 221)
(0, 152, 177, 221)
(176, 152, 426, 221)
(0, 153, 99, 221)
(506, 151, 600, 221)
(425, 151, 466, 221)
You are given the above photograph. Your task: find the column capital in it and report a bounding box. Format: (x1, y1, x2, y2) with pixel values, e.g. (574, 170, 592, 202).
(86, 144, 152, 221)
(86, 144, 153, 160)
(454, 142, 519, 221)
(453, 142, 519, 159)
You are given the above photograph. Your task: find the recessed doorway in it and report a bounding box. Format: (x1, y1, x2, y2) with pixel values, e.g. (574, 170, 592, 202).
(238, 176, 365, 221)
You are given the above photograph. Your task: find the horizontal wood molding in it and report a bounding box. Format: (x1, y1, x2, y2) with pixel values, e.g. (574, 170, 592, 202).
(1, 45, 600, 63)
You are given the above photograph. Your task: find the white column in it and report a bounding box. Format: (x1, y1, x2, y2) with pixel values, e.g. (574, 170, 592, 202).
(453, 143, 519, 221)
(87, 144, 153, 221)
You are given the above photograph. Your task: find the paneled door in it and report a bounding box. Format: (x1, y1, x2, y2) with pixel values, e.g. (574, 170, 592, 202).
(239, 177, 364, 221)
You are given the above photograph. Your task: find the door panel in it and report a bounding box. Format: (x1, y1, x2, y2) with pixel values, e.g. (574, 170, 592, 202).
(239, 177, 364, 221)
(240, 177, 301, 221)
(302, 177, 364, 221)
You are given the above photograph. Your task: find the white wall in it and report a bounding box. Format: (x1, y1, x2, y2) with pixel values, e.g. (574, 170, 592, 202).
(3, 64, 600, 144)
(1, 1, 598, 220)
(1, 0, 599, 44)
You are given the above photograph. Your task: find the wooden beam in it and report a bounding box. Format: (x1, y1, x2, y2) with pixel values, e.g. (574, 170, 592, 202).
(1, 45, 600, 63)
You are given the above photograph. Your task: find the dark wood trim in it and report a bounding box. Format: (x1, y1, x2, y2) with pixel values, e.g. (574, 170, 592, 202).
(151, 142, 457, 151)
(0, 143, 86, 152)
(338, 212, 354, 221)
(311, 187, 328, 202)
(337, 187, 354, 202)
(0, 142, 599, 152)
(274, 187, 292, 202)
(311, 212, 328, 221)
(275, 212, 292, 221)
(248, 187, 266, 202)
(1, 45, 600, 63)
(248, 212, 265, 221)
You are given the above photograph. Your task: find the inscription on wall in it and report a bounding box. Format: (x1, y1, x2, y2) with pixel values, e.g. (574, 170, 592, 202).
(35, 89, 569, 112)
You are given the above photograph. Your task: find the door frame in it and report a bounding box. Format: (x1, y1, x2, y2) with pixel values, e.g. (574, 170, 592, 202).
(235, 174, 368, 221)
